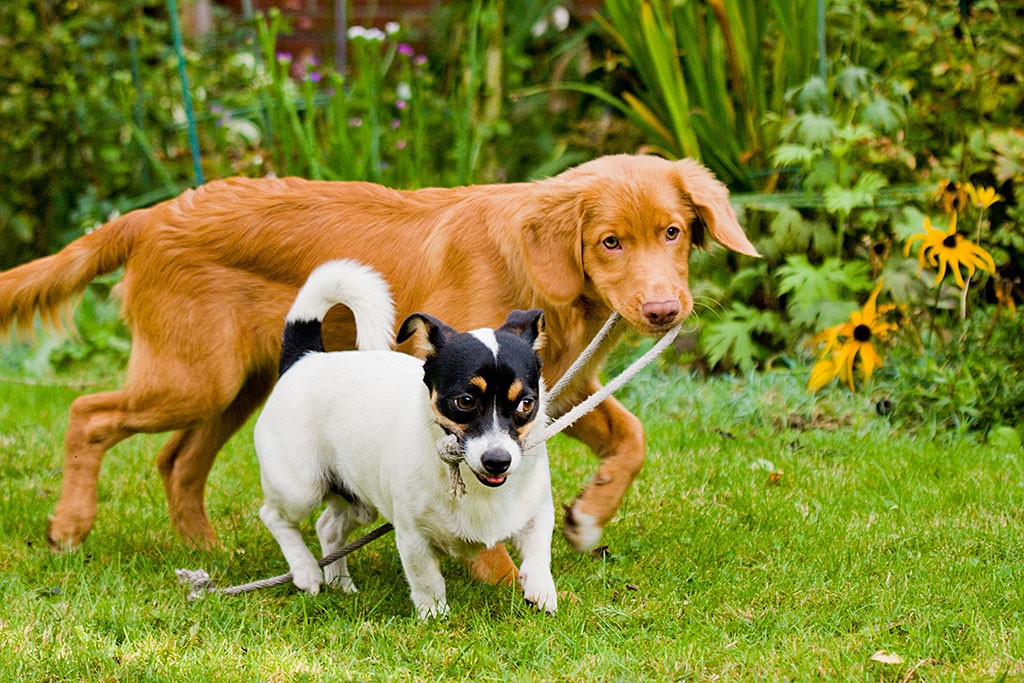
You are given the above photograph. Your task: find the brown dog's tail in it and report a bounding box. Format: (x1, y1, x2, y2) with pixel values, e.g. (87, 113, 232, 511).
(0, 210, 144, 338)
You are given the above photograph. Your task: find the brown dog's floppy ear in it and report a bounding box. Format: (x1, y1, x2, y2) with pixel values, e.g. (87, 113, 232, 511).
(498, 308, 546, 352)
(675, 159, 760, 257)
(397, 313, 456, 360)
(521, 190, 585, 304)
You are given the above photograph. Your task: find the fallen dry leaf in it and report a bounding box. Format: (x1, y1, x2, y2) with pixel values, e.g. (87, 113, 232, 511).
(869, 650, 904, 665)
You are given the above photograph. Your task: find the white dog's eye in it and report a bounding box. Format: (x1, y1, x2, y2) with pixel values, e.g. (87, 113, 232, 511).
(453, 395, 476, 411)
(517, 397, 535, 414)
(666, 226, 681, 241)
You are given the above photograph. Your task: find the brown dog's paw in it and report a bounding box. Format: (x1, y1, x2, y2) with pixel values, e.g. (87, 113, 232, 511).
(467, 544, 519, 586)
(46, 515, 87, 554)
(562, 500, 604, 553)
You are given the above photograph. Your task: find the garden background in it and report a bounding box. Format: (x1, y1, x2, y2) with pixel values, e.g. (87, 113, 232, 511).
(0, 0, 1022, 680)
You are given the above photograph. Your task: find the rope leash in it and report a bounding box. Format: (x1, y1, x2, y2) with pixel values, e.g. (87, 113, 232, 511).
(176, 314, 681, 598)
(176, 522, 395, 600)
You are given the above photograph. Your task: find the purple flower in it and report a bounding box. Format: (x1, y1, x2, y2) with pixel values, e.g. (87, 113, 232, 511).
(391, 118, 401, 130)
(395, 100, 408, 110)
(308, 71, 322, 83)
(395, 139, 407, 150)
(348, 117, 363, 128)
(276, 51, 292, 62)
(413, 54, 428, 67)
(397, 43, 415, 57)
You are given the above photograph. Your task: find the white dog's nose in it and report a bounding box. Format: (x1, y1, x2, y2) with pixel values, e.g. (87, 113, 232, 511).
(480, 449, 512, 475)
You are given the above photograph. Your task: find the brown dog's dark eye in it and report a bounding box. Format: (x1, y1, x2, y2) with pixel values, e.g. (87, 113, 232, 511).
(666, 226, 681, 241)
(602, 236, 621, 250)
(453, 395, 476, 411)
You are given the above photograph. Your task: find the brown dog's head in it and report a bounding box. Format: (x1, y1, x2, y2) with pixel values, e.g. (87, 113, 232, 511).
(522, 155, 758, 334)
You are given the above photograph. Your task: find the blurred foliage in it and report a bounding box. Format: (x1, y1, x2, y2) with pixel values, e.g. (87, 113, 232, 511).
(0, 0, 261, 270)
(692, 60, 919, 371)
(585, 0, 820, 190)
(878, 309, 1024, 438)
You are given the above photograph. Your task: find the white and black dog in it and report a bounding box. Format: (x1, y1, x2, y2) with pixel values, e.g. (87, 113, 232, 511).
(254, 260, 557, 618)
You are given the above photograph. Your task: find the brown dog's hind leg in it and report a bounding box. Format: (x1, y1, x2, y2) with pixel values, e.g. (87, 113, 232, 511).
(157, 372, 273, 549)
(47, 337, 258, 552)
(561, 388, 646, 553)
(47, 390, 137, 551)
(47, 385, 223, 552)
(466, 544, 519, 586)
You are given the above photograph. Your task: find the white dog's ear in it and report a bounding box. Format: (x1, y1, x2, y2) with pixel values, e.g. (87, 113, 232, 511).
(397, 313, 456, 359)
(674, 159, 760, 257)
(499, 309, 546, 352)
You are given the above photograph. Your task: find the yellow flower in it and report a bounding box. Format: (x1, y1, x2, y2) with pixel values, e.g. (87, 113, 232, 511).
(807, 282, 897, 392)
(933, 180, 968, 215)
(963, 182, 1003, 210)
(903, 213, 996, 288)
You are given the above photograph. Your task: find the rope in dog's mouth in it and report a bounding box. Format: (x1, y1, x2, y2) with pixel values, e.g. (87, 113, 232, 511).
(176, 312, 682, 598)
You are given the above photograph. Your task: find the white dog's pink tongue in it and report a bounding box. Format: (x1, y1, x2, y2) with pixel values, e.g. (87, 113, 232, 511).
(484, 474, 506, 485)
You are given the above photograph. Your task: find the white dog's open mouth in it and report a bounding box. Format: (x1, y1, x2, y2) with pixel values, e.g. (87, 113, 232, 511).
(473, 471, 508, 487)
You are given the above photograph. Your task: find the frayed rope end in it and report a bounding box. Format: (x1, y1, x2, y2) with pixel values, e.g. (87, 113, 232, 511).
(175, 568, 213, 601)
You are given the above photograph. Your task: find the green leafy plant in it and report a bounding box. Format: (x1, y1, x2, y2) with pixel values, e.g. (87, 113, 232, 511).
(702, 302, 782, 372)
(695, 62, 915, 372)
(590, 0, 820, 189)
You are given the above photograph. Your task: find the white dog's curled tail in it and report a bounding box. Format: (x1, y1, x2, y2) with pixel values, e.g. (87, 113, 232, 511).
(278, 259, 396, 375)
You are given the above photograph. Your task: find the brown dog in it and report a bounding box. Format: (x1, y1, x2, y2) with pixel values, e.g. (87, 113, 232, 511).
(0, 154, 756, 578)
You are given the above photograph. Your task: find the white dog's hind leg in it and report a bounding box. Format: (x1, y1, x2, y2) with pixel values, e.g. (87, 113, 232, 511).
(260, 503, 323, 595)
(394, 529, 449, 619)
(514, 502, 558, 614)
(316, 494, 376, 593)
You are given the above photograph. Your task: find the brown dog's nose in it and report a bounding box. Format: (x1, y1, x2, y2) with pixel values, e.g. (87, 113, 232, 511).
(642, 300, 680, 326)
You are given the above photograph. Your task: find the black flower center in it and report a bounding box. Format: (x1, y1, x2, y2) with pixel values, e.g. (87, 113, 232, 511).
(942, 233, 958, 248)
(853, 324, 872, 342)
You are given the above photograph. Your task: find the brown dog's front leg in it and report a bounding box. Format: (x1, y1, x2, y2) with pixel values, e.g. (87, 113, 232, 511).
(562, 388, 646, 552)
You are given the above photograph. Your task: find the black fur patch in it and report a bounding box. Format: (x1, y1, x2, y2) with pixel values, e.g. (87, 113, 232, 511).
(279, 319, 324, 376)
(423, 330, 542, 445)
(325, 469, 362, 506)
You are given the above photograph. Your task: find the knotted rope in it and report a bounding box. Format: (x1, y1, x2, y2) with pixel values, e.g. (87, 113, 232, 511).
(176, 313, 681, 598)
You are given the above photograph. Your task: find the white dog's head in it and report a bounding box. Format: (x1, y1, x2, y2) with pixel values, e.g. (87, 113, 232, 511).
(397, 309, 546, 488)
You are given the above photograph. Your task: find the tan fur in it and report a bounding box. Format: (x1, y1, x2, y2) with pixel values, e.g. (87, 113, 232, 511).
(507, 379, 523, 403)
(469, 376, 488, 393)
(0, 155, 756, 577)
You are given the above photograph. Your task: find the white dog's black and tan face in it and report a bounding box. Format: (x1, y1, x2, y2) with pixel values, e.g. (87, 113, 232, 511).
(397, 309, 546, 488)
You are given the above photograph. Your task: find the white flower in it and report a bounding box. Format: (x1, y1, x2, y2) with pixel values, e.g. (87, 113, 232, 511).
(228, 52, 256, 71)
(364, 27, 386, 41)
(396, 82, 412, 100)
(385, 21, 400, 35)
(530, 18, 548, 38)
(346, 25, 367, 39)
(552, 6, 570, 31)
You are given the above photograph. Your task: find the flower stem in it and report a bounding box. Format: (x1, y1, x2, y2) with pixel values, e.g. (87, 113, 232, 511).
(928, 282, 942, 348)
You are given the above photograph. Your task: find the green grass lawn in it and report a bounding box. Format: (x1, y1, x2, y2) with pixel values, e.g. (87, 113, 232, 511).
(0, 367, 1021, 681)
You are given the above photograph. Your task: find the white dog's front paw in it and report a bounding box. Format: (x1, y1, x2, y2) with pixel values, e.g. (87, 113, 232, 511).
(519, 565, 557, 614)
(324, 565, 358, 593)
(414, 597, 450, 620)
(563, 503, 603, 552)
(291, 561, 324, 595)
